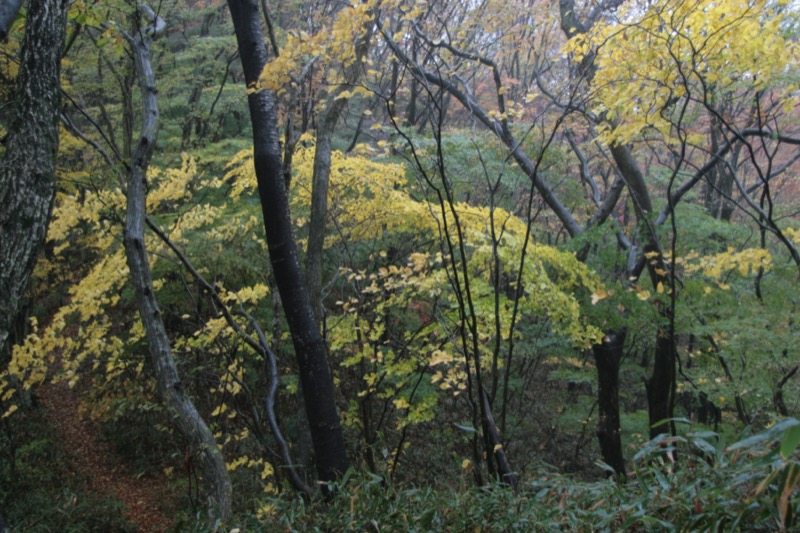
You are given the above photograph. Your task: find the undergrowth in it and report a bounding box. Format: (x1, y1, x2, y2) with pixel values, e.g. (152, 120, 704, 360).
(180, 419, 800, 532)
(0, 406, 136, 533)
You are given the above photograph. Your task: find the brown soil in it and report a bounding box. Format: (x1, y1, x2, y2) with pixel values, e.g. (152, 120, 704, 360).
(38, 380, 176, 532)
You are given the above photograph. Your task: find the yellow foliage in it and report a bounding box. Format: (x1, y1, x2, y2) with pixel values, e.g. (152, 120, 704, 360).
(0, 150, 272, 447)
(564, 0, 800, 145)
(256, 0, 378, 98)
(677, 247, 772, 280)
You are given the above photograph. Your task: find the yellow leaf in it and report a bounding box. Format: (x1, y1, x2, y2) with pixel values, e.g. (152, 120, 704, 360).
(393, 397, 410, 410)
(591, 288, 608, 305)
(430, 350, 453, 366)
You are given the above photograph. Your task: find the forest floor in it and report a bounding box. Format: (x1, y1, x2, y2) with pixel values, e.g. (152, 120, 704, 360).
(38, 379, 176, 532)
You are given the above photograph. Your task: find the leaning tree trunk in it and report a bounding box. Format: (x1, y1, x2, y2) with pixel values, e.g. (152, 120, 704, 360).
(227, 0, 349, 487)
(593, 328, 627, 478)
(0, 0, 67, 361)
(122, 15, 232, 521)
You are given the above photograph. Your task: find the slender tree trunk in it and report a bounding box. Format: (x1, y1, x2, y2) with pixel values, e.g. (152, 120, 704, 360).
(305, 118, 336, 322)
(122, 16, 232, 520)
(774, 366, 798, 417)
(705, 115, 736, 221)
(593, 328, 626, 478)
(306, 18, 374, 324)
(404, 35, 420, 126)
(227, 0, 349, 487)
(480, 387, 517, 491)
(0, 0, 67, 361)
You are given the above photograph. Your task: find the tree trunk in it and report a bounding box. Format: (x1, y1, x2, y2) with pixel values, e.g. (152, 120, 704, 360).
(122, 17, 232, 521)
(645, 335, 676, 438)
(704, 115, 736, 221)
(558, 0, 678, 441)
(305, 119, 335, 323)
(306, 17, 374, 325)
(592, 328, 626, 478)
(0, 0, 67, 361)
(404, 40, 419, 127)
(480, 387, 517, 491)
(227, 0, 349, 487)
(774, 366, 798, 417)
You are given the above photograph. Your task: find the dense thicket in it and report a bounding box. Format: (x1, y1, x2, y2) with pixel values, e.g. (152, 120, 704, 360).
(0, 0, 799, 529)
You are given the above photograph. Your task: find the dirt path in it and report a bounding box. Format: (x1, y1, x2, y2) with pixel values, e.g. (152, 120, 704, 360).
(38, 380, 175, 532)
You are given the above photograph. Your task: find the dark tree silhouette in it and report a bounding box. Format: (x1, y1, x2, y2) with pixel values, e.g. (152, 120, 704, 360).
(227, 0, 349, 488)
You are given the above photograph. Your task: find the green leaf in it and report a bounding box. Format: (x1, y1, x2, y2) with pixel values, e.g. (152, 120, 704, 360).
(780, 424, 800, 460)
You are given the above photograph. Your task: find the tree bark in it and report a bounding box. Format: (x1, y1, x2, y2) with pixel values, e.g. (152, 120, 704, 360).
(0, 0, 67, 361)
(592, 328, 626, 478)
(122, 17, 232, 521)
(227, 0, 349, 487)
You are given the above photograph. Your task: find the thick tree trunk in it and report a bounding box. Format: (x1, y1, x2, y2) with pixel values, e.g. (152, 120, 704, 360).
(122, 20, 232, 521)
(227, 0, 349, 487)
(593, 328, 626, 478)
(0, 0, 67, 361)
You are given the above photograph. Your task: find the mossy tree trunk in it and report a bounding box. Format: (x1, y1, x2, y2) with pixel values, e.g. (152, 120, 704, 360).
(0, 0, 67, 361)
